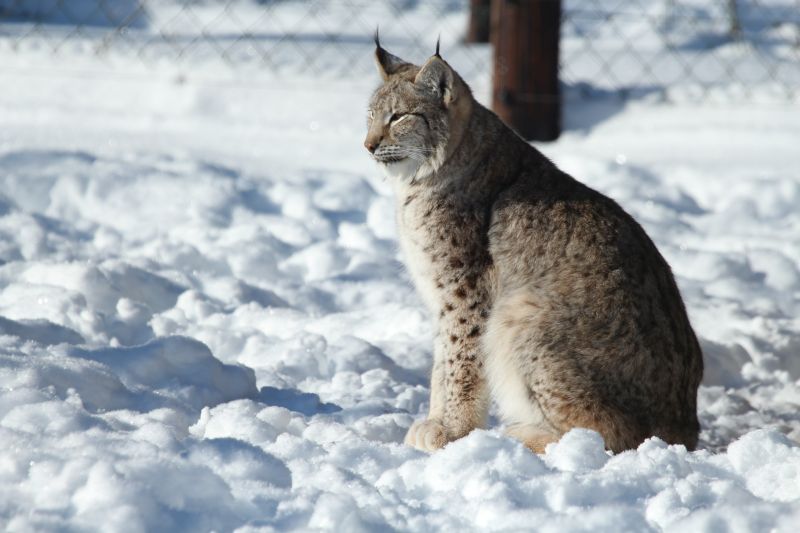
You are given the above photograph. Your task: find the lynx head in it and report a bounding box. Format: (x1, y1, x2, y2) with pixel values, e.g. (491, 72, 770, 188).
(365, 32, 472, 182)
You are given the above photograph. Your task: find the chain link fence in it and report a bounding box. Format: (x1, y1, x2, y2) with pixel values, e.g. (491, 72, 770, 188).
(1, 0, 798, 100)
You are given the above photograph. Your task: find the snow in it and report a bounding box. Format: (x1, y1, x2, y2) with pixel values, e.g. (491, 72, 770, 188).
(1, 1, 800, 531)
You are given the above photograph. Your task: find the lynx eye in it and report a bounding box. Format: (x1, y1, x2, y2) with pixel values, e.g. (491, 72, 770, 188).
(390, 113, 406, 123)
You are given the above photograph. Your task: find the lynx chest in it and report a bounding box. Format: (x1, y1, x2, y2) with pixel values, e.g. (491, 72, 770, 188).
(395, 184, 488, 316)
(395, 189, 444, 315)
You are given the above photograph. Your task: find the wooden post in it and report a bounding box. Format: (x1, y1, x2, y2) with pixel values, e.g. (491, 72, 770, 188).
(727, 0, 741, 40)
(466, 0, 492, 43)
(492, 0, 562, 141)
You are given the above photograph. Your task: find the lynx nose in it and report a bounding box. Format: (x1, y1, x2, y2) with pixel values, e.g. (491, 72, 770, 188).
(364, 140, 378, 153)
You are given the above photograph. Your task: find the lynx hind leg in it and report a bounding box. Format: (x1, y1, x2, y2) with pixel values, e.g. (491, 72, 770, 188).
(505, 423, 561, 454)
(483, 290, 565, 453)
(485, 290, 646, 453)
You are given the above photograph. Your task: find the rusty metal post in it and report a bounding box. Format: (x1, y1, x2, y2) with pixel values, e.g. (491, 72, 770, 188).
(466, 0, 492, 43)
(492, 0, 562, 141)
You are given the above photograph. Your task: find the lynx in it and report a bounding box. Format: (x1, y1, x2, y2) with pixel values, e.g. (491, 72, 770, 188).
(364, 36, 703, 453)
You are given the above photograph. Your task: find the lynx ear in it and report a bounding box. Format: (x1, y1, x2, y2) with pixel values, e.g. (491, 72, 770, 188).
(414, 55, 455, 107)
(374, 29, 411, 81)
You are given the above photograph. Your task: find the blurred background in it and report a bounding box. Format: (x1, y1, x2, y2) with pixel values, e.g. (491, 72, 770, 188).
(1, 0, 799, 138)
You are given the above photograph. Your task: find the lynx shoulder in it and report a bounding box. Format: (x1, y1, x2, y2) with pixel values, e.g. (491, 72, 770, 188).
(364, 35, 703, 453)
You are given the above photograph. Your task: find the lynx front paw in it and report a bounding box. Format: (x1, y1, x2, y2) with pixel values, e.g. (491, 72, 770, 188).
(404, 419, 449, 452)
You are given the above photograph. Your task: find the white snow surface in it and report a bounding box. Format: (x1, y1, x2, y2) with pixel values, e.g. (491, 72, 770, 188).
(2, 6, 800, 533)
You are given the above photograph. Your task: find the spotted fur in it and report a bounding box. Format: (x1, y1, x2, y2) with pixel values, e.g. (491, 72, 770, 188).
(365, 40, 703, 453)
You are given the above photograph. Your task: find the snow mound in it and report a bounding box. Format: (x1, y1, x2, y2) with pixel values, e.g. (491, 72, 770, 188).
(67, 336, 258, 413)
(544, 428, 610, 472)
(726, 430, 800, 503)
(0, 316, 84, 346)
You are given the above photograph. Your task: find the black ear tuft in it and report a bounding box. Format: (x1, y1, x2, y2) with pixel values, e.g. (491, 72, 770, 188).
(435, 35, 441, 58)
(373, 27, 412, 81)
(374, 27, 395, 77)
